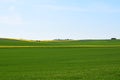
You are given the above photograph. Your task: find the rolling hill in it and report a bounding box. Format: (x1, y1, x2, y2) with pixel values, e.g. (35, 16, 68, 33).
(0, 38, 120, 46)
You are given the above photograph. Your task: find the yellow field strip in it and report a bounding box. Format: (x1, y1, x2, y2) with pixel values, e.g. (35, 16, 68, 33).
(0, 45, 120, 48)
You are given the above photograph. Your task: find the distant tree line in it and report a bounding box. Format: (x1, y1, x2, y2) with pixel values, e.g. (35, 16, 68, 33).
(54, 39, 73, 41)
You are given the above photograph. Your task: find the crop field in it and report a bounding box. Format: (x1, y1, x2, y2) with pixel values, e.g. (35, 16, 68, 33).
(0, 39, 120, 80)
(0, 39, 120, 46)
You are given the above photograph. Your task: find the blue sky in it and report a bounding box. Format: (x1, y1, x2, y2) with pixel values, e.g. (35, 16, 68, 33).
(0, 0, 120, 40)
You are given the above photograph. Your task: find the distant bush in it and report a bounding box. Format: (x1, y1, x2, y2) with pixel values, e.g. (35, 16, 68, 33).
(111, 38, 117, 40)
(36, 40, 41, 42)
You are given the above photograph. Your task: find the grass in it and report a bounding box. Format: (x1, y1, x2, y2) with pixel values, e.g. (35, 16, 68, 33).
(0, 38, 120, 46)
(0, 48, 120, 80)
(0, 39, 120, 80)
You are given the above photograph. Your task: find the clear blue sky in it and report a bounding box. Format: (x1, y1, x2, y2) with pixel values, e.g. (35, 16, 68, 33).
(0, 0, 120, 40)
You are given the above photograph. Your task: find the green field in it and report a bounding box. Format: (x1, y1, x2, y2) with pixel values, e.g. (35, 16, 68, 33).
(0, 38, 120, 46)
(0, 39, 120, 80)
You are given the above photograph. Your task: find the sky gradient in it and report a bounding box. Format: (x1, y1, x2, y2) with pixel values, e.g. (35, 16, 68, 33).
(0, 0, 120, 40)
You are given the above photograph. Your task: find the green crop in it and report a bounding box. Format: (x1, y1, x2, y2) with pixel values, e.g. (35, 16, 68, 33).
(0, 48, 120, 80)
(0, 39, 120, 80)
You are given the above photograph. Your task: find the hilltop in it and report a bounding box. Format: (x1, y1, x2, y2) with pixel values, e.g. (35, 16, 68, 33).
(0, 38, 120, 46)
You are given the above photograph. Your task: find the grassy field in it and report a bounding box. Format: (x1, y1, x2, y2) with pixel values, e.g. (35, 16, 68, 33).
(0, 39, 120, 80)
(0, 38, 120, 46)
